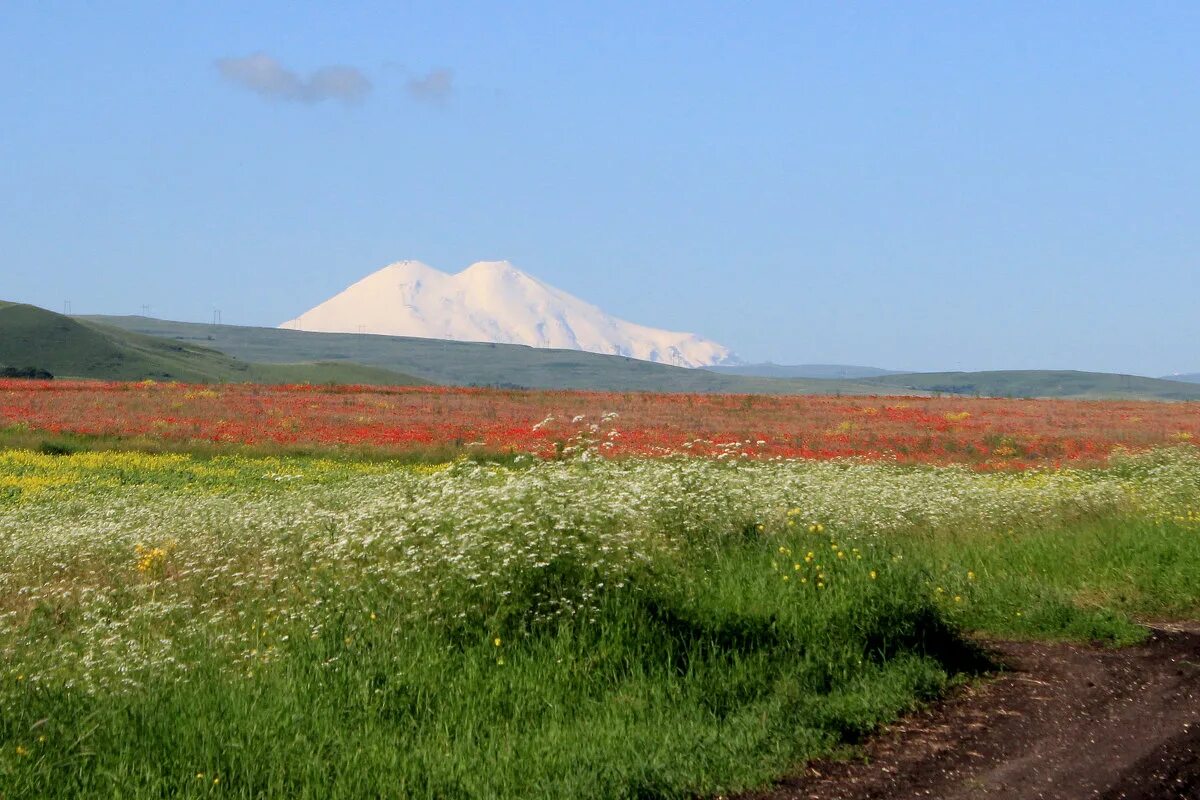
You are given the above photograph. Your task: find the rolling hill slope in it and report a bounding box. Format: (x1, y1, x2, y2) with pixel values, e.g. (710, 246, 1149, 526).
(0, 303, 426, 385)
(83, 315, 895, 395)
(44, 313, 1200, 400)
(83, 315, 1200, 399)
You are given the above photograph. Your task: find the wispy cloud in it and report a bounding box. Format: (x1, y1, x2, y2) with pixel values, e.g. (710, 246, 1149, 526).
(215, 53, 371, 105)
(406, 68, 454, 104)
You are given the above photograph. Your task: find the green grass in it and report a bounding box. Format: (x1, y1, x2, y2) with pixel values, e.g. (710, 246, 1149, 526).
(2, 450, 1200, 797)
(4, 561, 963, 798)
(0, 301, 427, 385)
(901, 514, 1200, 644)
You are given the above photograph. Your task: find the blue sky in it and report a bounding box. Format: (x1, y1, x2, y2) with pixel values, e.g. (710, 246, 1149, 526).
(2, 2, 1197, 375)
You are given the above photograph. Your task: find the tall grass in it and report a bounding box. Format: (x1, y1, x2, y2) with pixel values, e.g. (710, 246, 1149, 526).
(4, 531, 971, 799)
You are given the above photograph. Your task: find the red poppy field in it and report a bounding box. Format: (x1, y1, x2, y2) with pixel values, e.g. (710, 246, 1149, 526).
(2, 378, 1197, 467)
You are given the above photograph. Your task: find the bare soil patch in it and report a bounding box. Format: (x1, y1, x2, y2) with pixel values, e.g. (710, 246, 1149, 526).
(743, 624, 1200, 800)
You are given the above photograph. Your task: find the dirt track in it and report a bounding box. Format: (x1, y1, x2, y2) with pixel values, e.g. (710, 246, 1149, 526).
(745, 624, 1200, 800)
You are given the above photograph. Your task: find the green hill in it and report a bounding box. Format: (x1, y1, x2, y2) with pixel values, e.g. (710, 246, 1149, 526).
(0, 303, 426, 386)
(82, 315, 896, 395)
(61, 313, 1200, 401)
(858, 370, 1200, 401)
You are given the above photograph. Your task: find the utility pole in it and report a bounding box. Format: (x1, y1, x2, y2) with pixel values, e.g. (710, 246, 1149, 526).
(212, 309, 222, 325)
(63, 300, 72, 315)
(141, 304, 151, 316)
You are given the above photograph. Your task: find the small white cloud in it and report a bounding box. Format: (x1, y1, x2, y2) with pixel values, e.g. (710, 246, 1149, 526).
(215, 53, 371, 105)
(407, 68, 454, 104)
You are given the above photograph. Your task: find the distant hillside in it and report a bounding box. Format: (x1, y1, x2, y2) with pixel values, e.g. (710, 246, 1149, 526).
(1163, 373, 1200, 384)
(859, 370, 1200, 401)
(64, 314, 1200, 401)
(83, 315, 901, 395)
(706, 363, 901, 380)
(0, 302, 426, 385)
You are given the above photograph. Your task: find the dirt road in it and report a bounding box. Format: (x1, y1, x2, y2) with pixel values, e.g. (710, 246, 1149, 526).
(746, 624, 1200, 800)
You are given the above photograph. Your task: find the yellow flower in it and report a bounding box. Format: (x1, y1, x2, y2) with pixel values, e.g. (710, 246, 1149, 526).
(16, 745, 29, 757)
(134, 543, 169, 575)
(493, 637, 502, 647)
(869, 570, 877, 580)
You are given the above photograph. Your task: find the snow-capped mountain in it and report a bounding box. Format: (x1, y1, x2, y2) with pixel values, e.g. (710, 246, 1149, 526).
(279, 260, 740, 368)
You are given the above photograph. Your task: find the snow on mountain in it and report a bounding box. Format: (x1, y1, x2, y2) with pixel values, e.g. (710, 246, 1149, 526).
(279, 260, 740, 368)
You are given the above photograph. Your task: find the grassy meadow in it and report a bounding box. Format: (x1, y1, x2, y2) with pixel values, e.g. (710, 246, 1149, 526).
(3, 446, 1200, 798)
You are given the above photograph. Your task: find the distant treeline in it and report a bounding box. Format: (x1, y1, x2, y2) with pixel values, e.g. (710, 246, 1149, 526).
(1, 366, 54, 379)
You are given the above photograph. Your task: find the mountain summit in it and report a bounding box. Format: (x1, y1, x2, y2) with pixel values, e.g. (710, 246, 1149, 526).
(279, 260, 740, 368)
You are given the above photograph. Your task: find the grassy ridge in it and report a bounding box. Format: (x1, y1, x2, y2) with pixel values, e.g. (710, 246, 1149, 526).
(3, 450, 1200, 797)
(80, 314, 1200, 399)
(5, 302, 1195, 398)
(0, 302, 427, 385)
(82, 314, 914, 395)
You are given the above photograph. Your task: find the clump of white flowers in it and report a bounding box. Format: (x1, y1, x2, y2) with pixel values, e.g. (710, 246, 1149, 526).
(2, 446, 1199, 694)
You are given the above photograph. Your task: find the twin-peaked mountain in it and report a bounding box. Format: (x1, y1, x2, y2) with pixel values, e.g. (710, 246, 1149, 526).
(279, 260, 740, 369)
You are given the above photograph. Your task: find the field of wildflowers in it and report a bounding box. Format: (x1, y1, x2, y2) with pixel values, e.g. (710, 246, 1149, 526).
(3, 441, 1200, 797)
(3, 378, 1199, 466)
